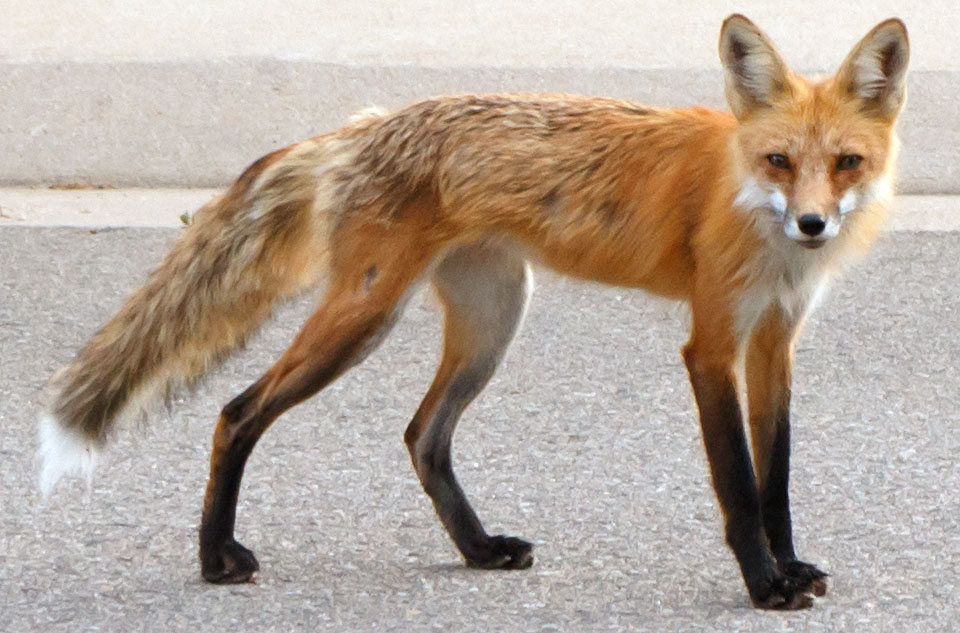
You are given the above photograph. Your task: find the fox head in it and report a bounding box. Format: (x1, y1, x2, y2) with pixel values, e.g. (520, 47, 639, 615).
(720, 15, 909, 250)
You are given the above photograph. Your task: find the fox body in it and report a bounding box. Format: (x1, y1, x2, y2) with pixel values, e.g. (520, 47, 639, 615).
(40, 16, 908, 609)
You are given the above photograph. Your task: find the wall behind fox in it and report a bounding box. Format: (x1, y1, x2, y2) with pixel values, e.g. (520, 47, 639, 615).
(2, 0, 955, 193)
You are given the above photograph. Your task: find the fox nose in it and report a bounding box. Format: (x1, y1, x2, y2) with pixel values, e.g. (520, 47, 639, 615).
(797, 214, 826, 236)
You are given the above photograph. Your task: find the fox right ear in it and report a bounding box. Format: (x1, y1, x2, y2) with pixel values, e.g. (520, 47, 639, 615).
(719, 15, 792, 119)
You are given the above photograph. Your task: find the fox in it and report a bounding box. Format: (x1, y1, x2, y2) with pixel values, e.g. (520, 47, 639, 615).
(38, 15, 908, 609)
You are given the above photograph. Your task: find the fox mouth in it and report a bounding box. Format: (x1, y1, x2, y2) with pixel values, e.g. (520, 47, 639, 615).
(797, 239, 826, 250)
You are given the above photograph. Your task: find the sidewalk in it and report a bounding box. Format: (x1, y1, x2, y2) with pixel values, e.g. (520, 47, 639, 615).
(1, 188, 958, 231)
(3, 2, 958, 192)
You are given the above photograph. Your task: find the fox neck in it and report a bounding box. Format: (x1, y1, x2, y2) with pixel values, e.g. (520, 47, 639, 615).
(725, 185, 887, 341)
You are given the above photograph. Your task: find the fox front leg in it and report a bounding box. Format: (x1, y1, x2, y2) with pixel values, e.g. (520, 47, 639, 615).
(745, 307, 828, 597)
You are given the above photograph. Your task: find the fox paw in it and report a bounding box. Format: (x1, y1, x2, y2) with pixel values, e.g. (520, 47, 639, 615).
(749, 562, 828, 610)
(465, 535, 534, 570)
(781, 560, 829, 597)
(749, 574, 814, 610)
(200, 539, 260, 584)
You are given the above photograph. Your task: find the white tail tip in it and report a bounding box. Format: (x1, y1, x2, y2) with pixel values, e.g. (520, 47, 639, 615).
(38, 413, 99, 498)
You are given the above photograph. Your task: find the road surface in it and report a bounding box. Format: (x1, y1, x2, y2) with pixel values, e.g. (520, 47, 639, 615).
(1, 227, 957, 632)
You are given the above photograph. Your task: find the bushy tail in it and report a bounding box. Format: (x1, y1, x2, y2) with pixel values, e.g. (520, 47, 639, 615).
(39, 139, 338, 494)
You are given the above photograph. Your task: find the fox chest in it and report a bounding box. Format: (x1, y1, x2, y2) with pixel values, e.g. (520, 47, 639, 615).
(733, 264, 830, 341)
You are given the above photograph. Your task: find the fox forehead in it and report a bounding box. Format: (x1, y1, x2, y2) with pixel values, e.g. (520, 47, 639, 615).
(736, 83, 896, 162)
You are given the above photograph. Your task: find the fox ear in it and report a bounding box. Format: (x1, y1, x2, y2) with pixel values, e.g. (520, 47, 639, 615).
(836, 18, 909, 118)
(719, 14, 792, 119)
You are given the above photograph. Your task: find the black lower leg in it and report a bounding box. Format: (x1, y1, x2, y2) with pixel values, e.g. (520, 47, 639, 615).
(759, 409, 828, 595)
(199, 387, 267, 583)
(684, 361, 808, 608)
(409, 370, 533, 570)
(421, 448, 533, 570)
(759, 410, 796, 562)
(702, 387, 776, 596)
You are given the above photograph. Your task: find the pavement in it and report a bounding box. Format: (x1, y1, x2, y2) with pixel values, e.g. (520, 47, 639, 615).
(1, 221, 958, 632)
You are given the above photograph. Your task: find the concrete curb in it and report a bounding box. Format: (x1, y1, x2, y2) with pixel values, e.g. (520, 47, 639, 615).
(0, 188, 956, 231)
(0, 188, 217, 228)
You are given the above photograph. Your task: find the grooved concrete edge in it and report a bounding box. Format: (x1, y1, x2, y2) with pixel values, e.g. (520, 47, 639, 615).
(0, 188, 955, 231)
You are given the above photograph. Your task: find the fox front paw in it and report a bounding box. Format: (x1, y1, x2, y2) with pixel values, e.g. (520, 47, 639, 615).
(200, 539, 260, 584)
(780, 560, 829, 597)
(748, 564, 827, 610)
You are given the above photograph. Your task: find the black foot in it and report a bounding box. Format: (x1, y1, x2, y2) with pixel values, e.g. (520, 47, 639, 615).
(750, 579, 812, 609)
(465, 535, 534, 570)
(748, 559, 829, 610)
(781, 560, 829, 598)
(200, 539, 260, 584)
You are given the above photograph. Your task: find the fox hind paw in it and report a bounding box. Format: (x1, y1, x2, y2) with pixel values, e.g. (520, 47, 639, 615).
(465, 535, 534, 570)
(200, 539, 260, 584)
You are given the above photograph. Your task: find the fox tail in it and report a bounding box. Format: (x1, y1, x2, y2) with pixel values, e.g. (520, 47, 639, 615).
(39, 138, 343, 495)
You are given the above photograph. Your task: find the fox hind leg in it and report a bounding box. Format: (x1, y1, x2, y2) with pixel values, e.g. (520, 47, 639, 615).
(404, 242, 534, 570)
(199, 214, 440, 583)
(199, 300, 399, 583)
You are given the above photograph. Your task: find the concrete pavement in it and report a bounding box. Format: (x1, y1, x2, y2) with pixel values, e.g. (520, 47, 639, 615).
(1, 226, 958, 631)
(8, 1, 956, 69)
(3, 2, 960, 193)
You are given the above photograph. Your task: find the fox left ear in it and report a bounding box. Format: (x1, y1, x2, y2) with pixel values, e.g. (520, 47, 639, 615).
(836, 18, 910, 118)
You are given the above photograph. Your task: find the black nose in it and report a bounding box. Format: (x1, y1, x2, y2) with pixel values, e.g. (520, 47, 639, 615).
(797, 214, 826, 236)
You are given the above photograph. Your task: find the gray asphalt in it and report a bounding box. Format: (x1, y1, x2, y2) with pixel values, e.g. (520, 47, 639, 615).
(1, 227, 958, 632)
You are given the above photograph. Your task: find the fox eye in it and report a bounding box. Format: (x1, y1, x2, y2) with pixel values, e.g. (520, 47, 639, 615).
(766, 153, 791, 170)
(836, 154, 863, 171)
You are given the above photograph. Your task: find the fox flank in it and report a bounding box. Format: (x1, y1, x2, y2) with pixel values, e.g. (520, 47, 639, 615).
(40, 15, 908, 610)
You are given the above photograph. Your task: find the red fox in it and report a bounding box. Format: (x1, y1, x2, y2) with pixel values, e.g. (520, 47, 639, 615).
(39, 15, 908, 609)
